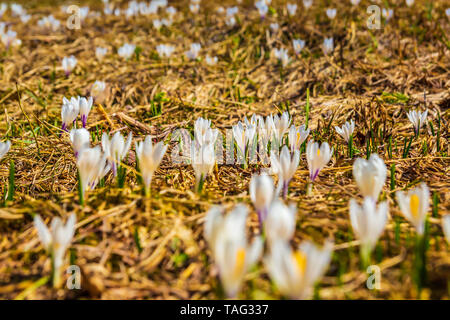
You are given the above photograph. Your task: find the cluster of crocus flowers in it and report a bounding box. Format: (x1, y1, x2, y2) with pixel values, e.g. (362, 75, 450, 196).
(264, 239, 333, 299)
(306, 140, 333, 183)
(156, 44, 175, 58)
(406, 109, 427, 137)
(190, 117, 218, 193)
(33, 213, 76, 288)
(101, 131, 133, 176)
(349, 198, 389, 267)
(396, 183, 430, 236)
(232, 120, 256, 168)
(0, 27, 21, 49)
(61, 96, 93, 132)
(135, 135, 167, 197)
(118, 43, 136, 60)
(205, 55, 218, 66)
(204, 205, 263, 298)
(62, 55, 77, 76)
(189, 0, 200, 14)
(272, 48, 290, 67)
(350, 153, 388, 266)
(271, 111, 291, 148)
(37, 15, 61, 31)
(270, 145, 300, 198)
(0, 140, 11, 161)
(225, 6, 238, 26)
(185, 43, 201, 60)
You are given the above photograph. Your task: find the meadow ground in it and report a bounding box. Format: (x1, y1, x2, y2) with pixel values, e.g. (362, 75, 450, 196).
(0, 0, 449, 300)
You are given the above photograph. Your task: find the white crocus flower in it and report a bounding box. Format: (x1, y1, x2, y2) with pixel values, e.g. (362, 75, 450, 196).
(335, 120, 355, 142)
(271, 111, 291, 147)
(166, 6, 177, 18)
(382, 8, 393, 21)
(62, 55, 77, 76)
(306, 140, 333, 182)
(351, 0, 361, 5)
(265, 239, 333, 299)
(194, 117, 219, 147)
(288, 124, 309, 152)
(135, 135, 167, 196)
(270, 23, 279, 32)
(322, 37, 334, 55)
(205, 204, 263, 298)
(265, 200, 297, 244)
(118, 43, 136, 60)
(0, 140, 11, 161)
(0, 4, 6, 17)
(396, 183, 430, 236)
(233, 121, 256, 167)
(205, 55, 218, 65)
(406, 0, 414, 7)
(442, 215, 450, 244)
(303, 0, 313, 9)
(406, 109, 427, 136)
(353, 153, 387, 201)
(226, 6, 238, 17)
(102, 131, 133, 176)
(34, 213, 76, 288)
(61, 97, 80, 132)
(191, 140, 215, 193)
(185, 43, 201, 60)
(258, 114, 274, 148)
(287, 3, 297, 16)
(70, 128, 90, 158)
(91, 81, 106, 101)
(249, 174, 274, 225)
(326, 8, 336, 20)
(79, 97, 93, 128)
(20, 14, 31, 23)
(293, 39, 305, 55)
(156, 44, 175, 58)
(255, 0, 268, 19)
(270, 145, 300, 198)
(446, 8, 450, 18)
(95, 47, 108, 61)
(226, 16, 236, 27)
(153, 19, 163, 30)
(77, 146, 110, 198)
(349, 198, 389, 264)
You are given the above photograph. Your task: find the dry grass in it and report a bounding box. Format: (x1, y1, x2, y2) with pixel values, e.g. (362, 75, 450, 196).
(0, 0, 449, 300)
